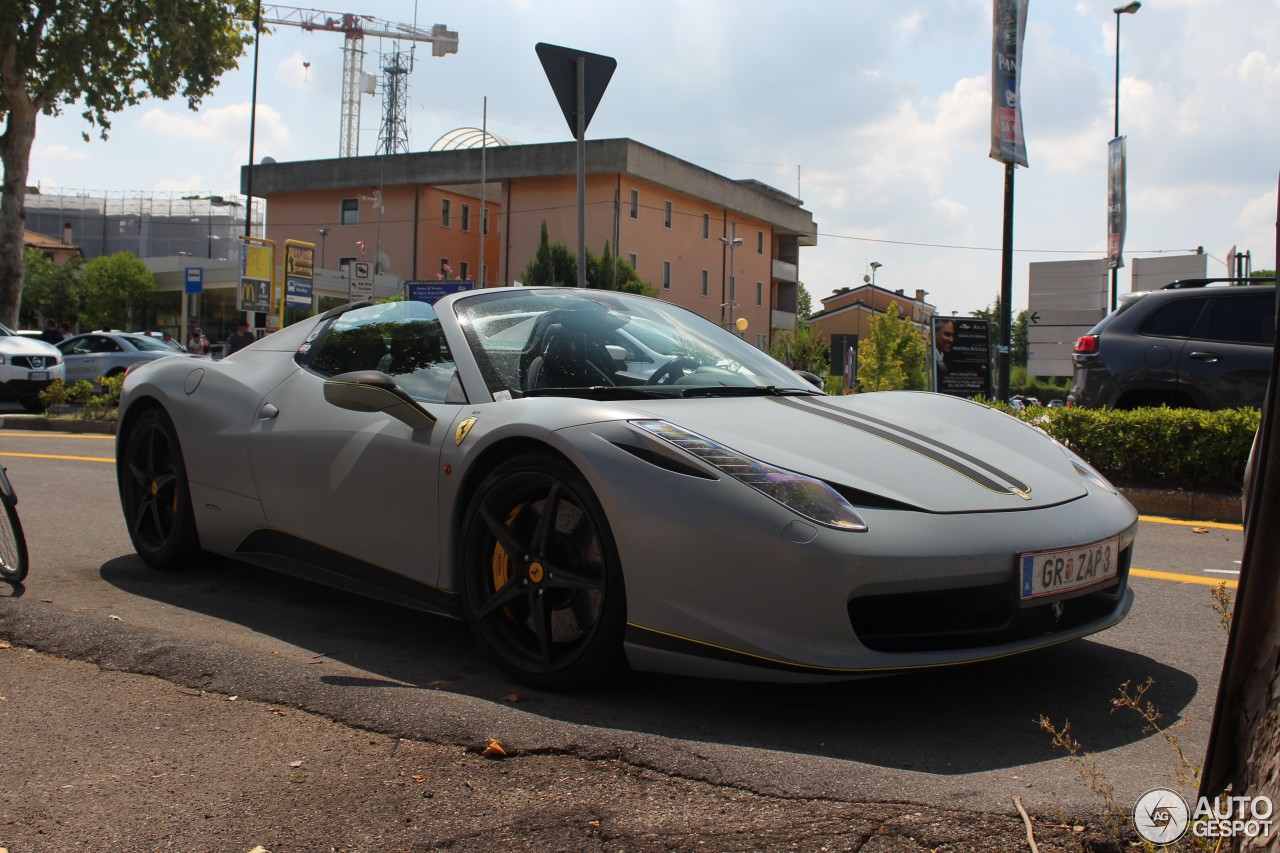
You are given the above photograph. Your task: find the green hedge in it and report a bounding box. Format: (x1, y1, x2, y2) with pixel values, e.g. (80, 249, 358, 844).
(990, 404, 1260, 493)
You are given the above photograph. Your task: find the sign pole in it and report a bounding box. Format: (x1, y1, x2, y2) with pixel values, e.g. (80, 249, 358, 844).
(576, 56, 586, 288)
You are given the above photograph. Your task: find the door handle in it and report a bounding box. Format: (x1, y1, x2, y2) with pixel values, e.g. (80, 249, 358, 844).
(1189, 351, 1221, 363)
(258, 403, 279, 419)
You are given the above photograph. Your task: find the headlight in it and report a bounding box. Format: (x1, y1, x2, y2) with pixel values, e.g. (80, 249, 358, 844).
(1058, 442, 1117, 495)
(631, 419, 868, 531)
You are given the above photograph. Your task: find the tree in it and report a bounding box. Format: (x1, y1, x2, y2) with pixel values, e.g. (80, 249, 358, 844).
(522, 223, 657, 296)
(80, 252, 155, 330)
(970, 300, 1028, 368)
(769, 283, 829, 374)
(19, 249, 83, 328)
(857, 301, 928, 392)
(0, 2, 254, 328)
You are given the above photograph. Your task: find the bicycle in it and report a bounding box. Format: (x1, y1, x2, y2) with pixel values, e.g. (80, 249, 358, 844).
(0, 465, 29, 585)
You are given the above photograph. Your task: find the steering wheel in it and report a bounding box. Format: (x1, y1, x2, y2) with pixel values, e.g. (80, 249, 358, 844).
(646, 356, 701, 386)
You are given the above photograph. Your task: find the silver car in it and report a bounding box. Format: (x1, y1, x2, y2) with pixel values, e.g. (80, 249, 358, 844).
(0, 324, 64, 411)
(57, 332, 192, 388)
(115, 288, 1138, 688)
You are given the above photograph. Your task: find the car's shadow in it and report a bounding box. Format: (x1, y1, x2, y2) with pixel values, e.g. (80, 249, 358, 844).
(100, 554, 1194, 775)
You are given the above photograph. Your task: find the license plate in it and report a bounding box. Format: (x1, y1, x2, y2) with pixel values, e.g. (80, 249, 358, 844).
(1019, 536, 1119, 602)
(28, 371, 49, 381)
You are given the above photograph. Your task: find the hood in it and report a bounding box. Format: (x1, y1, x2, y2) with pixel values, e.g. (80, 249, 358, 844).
(0, 335, 61, 359)
(612, 391, 1089, 513)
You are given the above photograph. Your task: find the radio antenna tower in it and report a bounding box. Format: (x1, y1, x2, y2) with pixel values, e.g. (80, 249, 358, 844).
(377, 48, 413, 155)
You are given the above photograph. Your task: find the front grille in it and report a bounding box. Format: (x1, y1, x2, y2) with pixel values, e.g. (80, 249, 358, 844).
(848, 544, 1133, 653)
(13, 355, 59, 369)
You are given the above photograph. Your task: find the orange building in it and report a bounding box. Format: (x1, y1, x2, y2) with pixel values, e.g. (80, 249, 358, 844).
(809, 283, 936, 377)
(23, 228, 81, 265)
(246, 136, 817, 348)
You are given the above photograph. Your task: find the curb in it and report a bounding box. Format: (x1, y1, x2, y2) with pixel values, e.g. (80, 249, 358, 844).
(0, 415, 1243, 524)
(1118, 486, 1242, 526)
(0, 415, 117, 435)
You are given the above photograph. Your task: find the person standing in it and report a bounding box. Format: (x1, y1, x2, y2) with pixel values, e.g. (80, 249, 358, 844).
(39, 318, 62, 344)
(188, 327, 210, 356)
(225, 320, 256, 356)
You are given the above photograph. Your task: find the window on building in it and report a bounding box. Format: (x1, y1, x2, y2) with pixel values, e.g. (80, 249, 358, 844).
(758, 230, 764, 254)
(461, 204, 471, 232)
(628, 252, 637, 270)
(441, 199, 451, 227)
(664, 200, 672, 229)
(701, 269, 709, 297)
(440, 258, 451, 278)
(629, 189, 639, 219)
(702, 213, 710, 239)
(340, 198, 359, 226)
(756, 281, 763, 306)
(662, 260, 671, 290)
(729, 276, 736, 301)
(482, 208, 490, 235)
(460, 261, 470, 281)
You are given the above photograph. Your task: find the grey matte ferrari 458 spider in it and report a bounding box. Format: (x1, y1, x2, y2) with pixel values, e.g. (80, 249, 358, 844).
(116, 287, 1137, 688)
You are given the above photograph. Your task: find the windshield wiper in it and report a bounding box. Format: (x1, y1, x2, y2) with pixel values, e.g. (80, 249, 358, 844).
(520, 386, 675, 400)
(679, 385, 822, 398)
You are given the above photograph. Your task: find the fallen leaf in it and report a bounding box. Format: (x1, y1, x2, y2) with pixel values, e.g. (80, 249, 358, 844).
(108, 615, 121, 621)
(0, 641, 11, 648)
(411, 774, 425, 783)
(1193, 527, 1210, 534)
(227, 695, 239, 701)
(481, 737, 507, 759)
(588, 820, 601, 828)
(288, 760, 303, 768)
(249, 847, 272, 853)
(500, 693, 526, 703)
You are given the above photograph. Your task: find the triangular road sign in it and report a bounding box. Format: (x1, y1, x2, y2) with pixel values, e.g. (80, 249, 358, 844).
(536, 42, 616, 140)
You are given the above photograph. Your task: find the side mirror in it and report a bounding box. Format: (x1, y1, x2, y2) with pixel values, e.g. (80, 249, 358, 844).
(323, 370, 436, 431)
(796, 370, 824, 390)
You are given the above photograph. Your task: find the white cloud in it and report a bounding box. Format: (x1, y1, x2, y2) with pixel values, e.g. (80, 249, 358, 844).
(33, 143, 90, 162)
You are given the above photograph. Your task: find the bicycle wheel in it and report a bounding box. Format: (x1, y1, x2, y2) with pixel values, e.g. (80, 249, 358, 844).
(0, 495, 29, 585)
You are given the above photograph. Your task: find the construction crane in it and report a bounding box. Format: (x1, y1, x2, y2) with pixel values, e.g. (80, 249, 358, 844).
(255, 6, 459, 158)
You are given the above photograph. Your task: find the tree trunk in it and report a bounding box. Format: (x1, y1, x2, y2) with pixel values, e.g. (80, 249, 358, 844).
(0, 61, 38, 330)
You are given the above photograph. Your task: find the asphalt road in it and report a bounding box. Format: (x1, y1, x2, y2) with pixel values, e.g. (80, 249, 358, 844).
(0, 427, 1244, 849)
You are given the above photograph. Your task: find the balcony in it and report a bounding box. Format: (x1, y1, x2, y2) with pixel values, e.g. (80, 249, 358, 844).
(772, 258, 798, 283)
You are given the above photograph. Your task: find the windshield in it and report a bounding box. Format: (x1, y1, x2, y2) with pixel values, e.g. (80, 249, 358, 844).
(123, 334, 180, 352)
(452, 287, 817, 399)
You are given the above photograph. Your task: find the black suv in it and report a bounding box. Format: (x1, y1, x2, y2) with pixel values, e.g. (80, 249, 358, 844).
(1068, 278, 1276, 409)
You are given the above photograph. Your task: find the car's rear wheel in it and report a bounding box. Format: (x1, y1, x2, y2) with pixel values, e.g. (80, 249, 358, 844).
(118, 408, 201, 570)
(459, 453, 627, 689)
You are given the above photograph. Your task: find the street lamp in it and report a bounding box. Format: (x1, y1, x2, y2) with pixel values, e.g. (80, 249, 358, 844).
(868, 261, 882, 286)
(317, 228, 330, 271)
(719, 235, 743, 330)
(1111, 1, 1140, 310)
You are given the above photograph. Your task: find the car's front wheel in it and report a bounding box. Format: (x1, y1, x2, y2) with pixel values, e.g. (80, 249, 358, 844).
(459, 453, 627, 689)
(118, 408, 201, 570)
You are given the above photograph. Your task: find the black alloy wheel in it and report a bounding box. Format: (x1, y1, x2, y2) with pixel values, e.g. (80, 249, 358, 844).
(460, 454, 626, 689)
(118, 408, 201, 570)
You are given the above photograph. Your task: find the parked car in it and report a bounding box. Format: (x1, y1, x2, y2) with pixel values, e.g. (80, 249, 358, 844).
(1069, 279, 1276, 409)
(57, 331, 193, 389)
(115, 288, 1137, 688)
(0, 324, 65, 411)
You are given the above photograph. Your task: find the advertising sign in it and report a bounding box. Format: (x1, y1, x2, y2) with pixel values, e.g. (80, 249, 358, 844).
(239, 240, 274, 312)
(407, 280, 476, 304)
(989, 0, 1029, 167)
(933, 316, 992, 399)
(284, 241, 315, 310)
(1107, 136, 1127, 270)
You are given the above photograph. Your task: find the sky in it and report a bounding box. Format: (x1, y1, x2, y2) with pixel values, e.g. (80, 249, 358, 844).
(24, 0, 1280, 318)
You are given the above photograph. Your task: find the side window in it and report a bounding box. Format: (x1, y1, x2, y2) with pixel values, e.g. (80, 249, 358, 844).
(1200, 293, 1276, 345)
(309, 303, 457, 403)
(702, 213, 710, 239)
(340, 198, 359, 226)
(664, 200, 672, 229)
(1138, 297, 1207, 339)
(629, 189, 638, 219)
(441, 199, 452, 228)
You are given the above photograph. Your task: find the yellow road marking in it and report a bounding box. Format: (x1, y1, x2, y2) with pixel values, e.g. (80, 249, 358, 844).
(0, 431, 114, 440)
(0, 451, 113, 463)
(1139, 514, 1242, 531)
(1132, 567, 1237, 589)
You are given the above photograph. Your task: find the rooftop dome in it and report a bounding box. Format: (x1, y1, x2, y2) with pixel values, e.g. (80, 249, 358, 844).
(429, 127, 519, 151)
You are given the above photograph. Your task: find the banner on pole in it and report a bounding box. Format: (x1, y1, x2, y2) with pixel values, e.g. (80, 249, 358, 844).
(1107, 136, 1127, 270)
(989, 0, 1029, 167)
